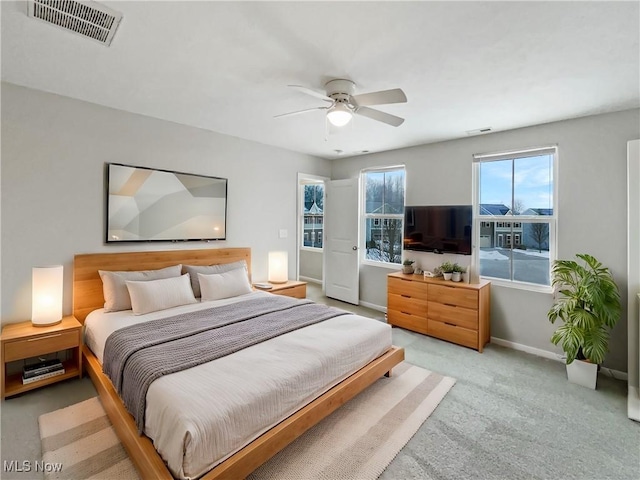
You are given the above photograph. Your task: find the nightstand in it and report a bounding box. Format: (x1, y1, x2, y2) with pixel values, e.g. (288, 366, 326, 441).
(255, 280, 307, 299)
(1, 316, 83, 399)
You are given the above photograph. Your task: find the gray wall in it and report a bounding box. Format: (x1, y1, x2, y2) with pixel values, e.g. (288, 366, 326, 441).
(1, 82, 331, 323)
(299, 249, 323, 282)
(2, 81, 637, 372)
(331, 109, 640, 372)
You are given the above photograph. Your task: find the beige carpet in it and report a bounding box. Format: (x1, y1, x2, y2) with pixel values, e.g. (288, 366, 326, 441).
(39, 363, 455, 480)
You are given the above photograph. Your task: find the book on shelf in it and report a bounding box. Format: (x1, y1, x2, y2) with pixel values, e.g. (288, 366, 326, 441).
(23, 359, 64, 379)
(22, 368, 65, 384)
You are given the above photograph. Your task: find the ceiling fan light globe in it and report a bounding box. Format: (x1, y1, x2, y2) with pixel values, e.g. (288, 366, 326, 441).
(326, 104, 353, 127)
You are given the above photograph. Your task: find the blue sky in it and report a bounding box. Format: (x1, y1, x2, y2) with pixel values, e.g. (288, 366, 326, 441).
(479, 154, 553, 212)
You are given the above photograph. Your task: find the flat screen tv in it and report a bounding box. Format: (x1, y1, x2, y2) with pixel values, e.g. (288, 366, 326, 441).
(105, 163, 227, 243)
(404, 205, 472, 255)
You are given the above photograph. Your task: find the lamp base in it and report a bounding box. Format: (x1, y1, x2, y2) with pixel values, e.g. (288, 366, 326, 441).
(31, 319, 62, 327)
(269, 280, 288, 284)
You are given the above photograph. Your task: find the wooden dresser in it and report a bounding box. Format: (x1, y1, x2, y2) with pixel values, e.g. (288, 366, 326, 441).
(387, 272, 491, 352)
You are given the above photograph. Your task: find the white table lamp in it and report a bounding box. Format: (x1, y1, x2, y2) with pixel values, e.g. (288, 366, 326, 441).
(32, 265, 63, 326)
(268, 251, 288, 284)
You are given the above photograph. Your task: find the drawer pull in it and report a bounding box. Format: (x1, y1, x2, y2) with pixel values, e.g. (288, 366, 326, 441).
(27, 334, 62, 341)
(444, 303, 457, 308)
(445, 322, 457, 327)
(401, 294, 411, 298)
(401, 311, 412, 315)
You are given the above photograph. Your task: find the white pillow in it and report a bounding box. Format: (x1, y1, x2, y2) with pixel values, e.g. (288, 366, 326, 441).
(99, 264, 182, 312)
(199, 268, 253, 301)
(183, 260, 248, 298)
(126, 273, 197, 315)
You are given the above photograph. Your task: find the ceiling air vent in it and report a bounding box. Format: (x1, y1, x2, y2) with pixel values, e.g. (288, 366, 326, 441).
(27, 0, 122, 46)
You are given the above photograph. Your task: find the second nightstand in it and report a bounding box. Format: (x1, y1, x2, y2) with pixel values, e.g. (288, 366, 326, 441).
(255, 280, 307, 299)
(1, 316, 83, 399)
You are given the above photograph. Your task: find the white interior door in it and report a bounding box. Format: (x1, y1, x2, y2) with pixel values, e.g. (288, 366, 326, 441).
(325, 178, 359, 304)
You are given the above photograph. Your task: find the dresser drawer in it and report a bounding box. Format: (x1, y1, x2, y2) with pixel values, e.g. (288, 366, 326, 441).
(388, 277, 428, 300)
(427, 319, 478, 349)
(428, 284, 478, 309)
(388, 293, 427, 317)
(4, 330, 80, 362)
(428, 301, 478, 330)
(387, 310, 429, 335)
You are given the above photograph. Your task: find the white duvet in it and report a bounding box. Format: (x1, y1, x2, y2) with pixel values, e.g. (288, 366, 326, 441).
(84, 291, 392, 479)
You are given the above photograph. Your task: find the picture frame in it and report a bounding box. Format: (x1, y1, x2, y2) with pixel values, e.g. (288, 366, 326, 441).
(105, 163, 227, 243)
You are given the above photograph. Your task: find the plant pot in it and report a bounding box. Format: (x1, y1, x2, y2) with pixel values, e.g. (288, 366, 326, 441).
(451, 272, 461, 282)
(443, 272, 452, 281)
(462, 272, 469, 283)
(402, 266, 414, 274)
(566, 359, 597, 389)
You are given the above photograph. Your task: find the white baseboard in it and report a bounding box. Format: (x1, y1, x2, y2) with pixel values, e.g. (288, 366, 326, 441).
(490, 337, 561, 361)
(628, 387, 640, 422)
(491, 336, 628, 381)
(299, 276, 322, 285)
(599, 366, 628, 381)
(359, 301, 386, 313)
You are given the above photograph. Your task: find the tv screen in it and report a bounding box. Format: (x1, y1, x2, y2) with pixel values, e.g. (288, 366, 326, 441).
(105, 163, 227, 242)
(404, 205, 472, 255)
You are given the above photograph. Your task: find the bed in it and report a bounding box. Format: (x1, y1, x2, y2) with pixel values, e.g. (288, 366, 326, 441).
(73, 248, 404, 480)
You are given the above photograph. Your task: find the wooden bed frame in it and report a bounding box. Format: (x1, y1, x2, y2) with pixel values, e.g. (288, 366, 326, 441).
(73, 247, 404, 480)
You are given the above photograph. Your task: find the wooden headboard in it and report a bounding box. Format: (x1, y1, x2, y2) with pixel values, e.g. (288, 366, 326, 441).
(73, 247, 251, 323)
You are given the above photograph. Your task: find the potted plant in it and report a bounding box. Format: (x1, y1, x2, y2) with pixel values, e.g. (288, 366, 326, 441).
(402, 259, 415, 274)
(440, 261, 455, 280)
(460, 265, 470, 283)
(547, 253, 621, 389)
(451, 263, 465, 282)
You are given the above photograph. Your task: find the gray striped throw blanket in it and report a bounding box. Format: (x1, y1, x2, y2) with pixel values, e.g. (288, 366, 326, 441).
(103, 295, 349, 432)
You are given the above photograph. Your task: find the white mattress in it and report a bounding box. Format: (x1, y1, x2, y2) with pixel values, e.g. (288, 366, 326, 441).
(84, 291, 392, 479)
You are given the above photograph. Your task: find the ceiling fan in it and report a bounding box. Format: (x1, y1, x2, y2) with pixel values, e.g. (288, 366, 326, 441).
(275, 79, 407, 127)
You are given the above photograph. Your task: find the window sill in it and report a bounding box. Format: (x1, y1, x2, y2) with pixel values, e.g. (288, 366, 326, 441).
(480, 276, 553, 294)
(300, 246, 323, 253)
(361, 260, 402, 270)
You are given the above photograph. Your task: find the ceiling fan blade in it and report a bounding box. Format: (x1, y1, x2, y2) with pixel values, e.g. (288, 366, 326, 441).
(351, 88, 407, 107)
(355, 106, 405, 127)
(288, 85, 333, 103)
(274, 106, 329, 119)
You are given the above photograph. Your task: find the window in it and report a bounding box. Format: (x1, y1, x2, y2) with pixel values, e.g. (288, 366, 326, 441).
(301, 182, 324, 249)
(474, 147, 556, 289)
(362, 167, 406, 265)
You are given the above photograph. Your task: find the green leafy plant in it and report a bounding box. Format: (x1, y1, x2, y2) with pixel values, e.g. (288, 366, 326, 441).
(453, 263, 466, 273)
(439, 261, 455, 273)
(402, 259, 415, 266)
(547, 253, 621, 365)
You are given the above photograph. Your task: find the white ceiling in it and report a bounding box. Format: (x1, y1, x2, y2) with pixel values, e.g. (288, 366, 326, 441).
(2, 1, 639, 159)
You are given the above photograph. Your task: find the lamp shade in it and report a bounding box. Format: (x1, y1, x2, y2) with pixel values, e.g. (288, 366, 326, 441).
(268, 251, 288, 284)
(32, 265, 63, 326)
(326, 103, 353, 127)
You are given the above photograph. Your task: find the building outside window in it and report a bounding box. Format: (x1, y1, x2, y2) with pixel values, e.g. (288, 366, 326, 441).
(302, 183, 324, 249)
(362, 167, 406, 265)
(474, 147, 557, 288)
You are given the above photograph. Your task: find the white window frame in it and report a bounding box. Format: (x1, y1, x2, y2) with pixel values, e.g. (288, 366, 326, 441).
(361, 165, 406, 268)
(299, 176, 326, 252)
(472, 146, 558, 293)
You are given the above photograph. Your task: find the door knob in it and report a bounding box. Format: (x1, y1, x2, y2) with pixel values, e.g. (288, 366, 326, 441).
(352, 246, 358, 251)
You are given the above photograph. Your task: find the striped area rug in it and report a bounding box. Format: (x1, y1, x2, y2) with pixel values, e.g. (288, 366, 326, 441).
(38, 397, 138, 479)
(39, 363, 454, 480)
